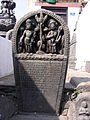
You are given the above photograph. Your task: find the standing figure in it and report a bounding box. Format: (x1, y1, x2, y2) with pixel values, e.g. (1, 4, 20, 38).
(19, 19, 34, 53)
(46, 19, 57, 53)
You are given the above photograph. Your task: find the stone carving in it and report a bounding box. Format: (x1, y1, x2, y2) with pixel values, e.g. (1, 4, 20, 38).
(18, 11, 64, 54)
(78, 101, 90, 120)
(19, 19, 34, 53)
(12, 9, 70, 116)
(68, 92, 90, 120)
(0, 0, 16, 18)
(0, 0, 16, 37)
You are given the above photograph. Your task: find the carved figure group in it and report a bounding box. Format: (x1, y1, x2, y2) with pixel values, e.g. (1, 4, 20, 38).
(0, 0, 16, 17)
(18, 12, 64, 54)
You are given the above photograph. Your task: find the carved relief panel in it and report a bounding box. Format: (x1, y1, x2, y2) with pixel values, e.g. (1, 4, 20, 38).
(13, 9, 69, 56)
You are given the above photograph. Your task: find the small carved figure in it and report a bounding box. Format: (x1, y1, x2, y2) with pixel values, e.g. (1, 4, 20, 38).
(46, 19, 57, 53)
(78, 101, 90, 120)
(0, 0, 9, 17)
(0, 0, 16, 17)
(46, 19, 63, 54)
(19, 19, 34, 53)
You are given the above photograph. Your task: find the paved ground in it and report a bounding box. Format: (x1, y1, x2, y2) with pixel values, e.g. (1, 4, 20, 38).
(10, 114, 66, 120)
(0, 74, 15, 86)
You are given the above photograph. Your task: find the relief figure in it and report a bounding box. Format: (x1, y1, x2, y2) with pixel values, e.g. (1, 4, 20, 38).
(78, 101, 90, 120)
(19, 19, 34, 53)
(46, 19, 63, 54)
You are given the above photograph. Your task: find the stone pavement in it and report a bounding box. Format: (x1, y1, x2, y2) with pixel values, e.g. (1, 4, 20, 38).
(10, 114, 66, 120)
(0, 74, 15, 87)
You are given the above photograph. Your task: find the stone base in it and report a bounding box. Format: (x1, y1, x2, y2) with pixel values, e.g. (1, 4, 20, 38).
(14, 55, 67, 115)
(10, 114, 67, 120)
(11, 114, 59, 120)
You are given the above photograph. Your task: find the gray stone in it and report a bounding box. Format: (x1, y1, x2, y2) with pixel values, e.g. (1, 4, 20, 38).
(10, 114, 68, 120)
(12, 9, 70, 116)
(75, 92, 90, 120)
(63, 101, 72, 109)
(0, 0, 16, 37)
(61, 109, 68, 116)
(70, 77, 90, 87)
(65, 83, 75, 90)
(67, 102, 76, 120)
(10, 114, 60, 120)
(67, 92, 90, 120)
(0, 95, 17, 120)
(0, 74, 15, 87)
(59, 115, 67, 120)
(76, 81, 90, 92)
(6, 29, 13, 40)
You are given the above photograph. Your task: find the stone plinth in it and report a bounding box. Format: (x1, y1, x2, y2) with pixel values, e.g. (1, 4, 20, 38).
(14, 54, 67, 115)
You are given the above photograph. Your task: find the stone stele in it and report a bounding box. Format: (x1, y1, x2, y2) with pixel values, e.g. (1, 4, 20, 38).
(12, 9, 70, 116)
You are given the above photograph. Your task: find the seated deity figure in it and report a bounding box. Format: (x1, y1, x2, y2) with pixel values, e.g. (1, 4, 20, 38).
(19, 19, 34, 53)
(78, 101, 90, 120)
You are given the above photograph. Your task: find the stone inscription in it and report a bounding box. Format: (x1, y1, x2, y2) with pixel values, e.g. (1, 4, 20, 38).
(18, 60, 63, 113)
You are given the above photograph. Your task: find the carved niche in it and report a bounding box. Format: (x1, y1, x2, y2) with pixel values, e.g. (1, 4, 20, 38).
(13, 9, 69, 56)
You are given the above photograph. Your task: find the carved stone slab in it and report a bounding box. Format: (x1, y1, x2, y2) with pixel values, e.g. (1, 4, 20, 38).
(12, 9, 70, 115)
(68, 92, 90, 120)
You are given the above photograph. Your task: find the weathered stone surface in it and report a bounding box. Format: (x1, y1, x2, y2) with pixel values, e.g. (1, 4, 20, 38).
(6, 29, 13, 40)
(61, 109, 68, 116)
(76, 81, 90, 92)
(59, 115, 67, 120)
(10, 114, 60, 120)
(68, 92, 90, 120)
(67, 102, 76, 120)
(70, 77, 90, 87)
(75, 92, 90, 120)
(65, 83, 75, 90)
(0, 74, 15, 87)
(14, 58, 67, 115)
(0, 95, 17, 120)
(10, 114, 68, 120)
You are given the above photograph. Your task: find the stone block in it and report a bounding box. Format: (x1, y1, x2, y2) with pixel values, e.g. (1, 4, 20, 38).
(76, 81, 90, 92)
(70, 77, 90, 87)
